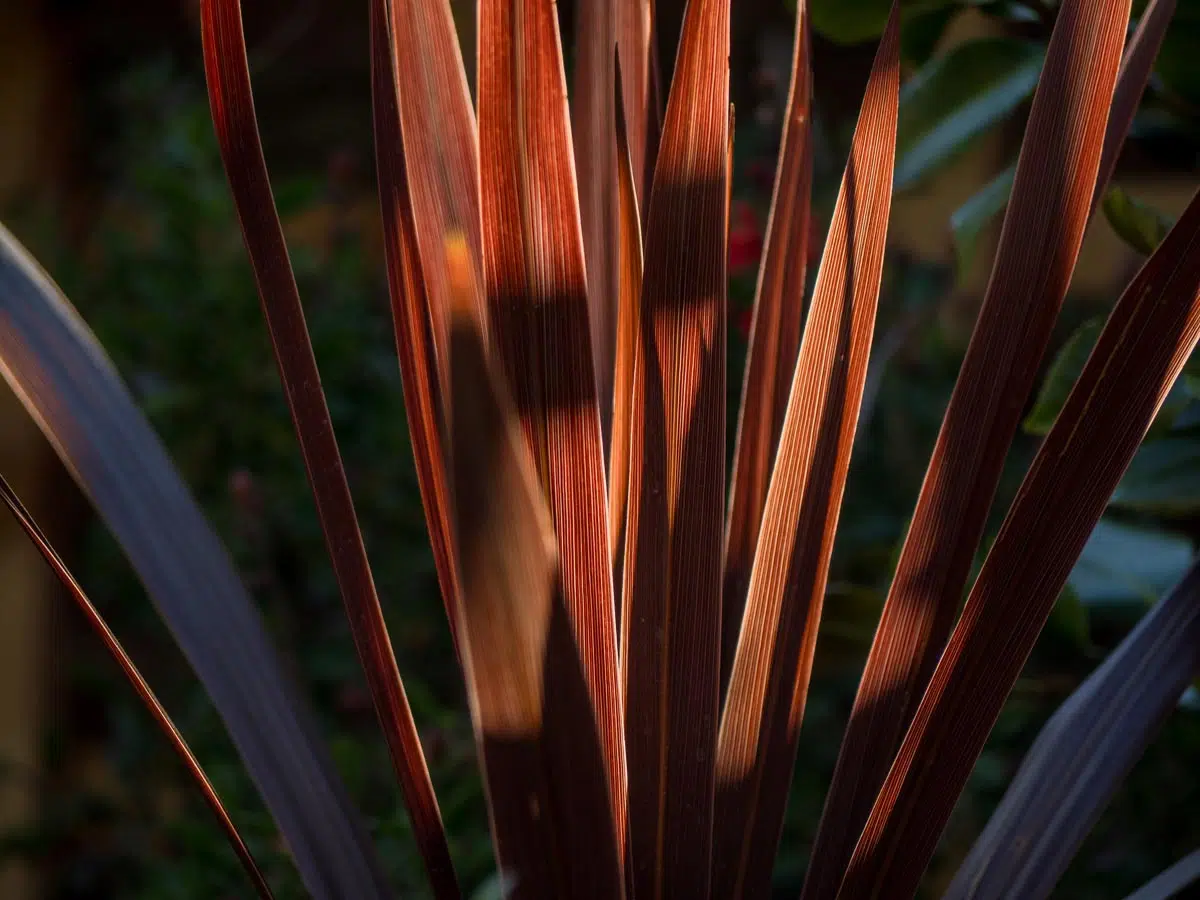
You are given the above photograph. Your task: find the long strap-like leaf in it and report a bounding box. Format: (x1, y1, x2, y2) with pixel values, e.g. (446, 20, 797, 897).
(945, 557, 1200, 899)
(721, 0, 813, 684)
(372, 0, 463, 660)
(478, 0, 626, 855)
(0, 224, 391, 900)
(447, 245, 624, 899)
(1123, 850, 1200, 900)
(608, 56, 646, 614)
(801, 4, 1134, 894)
(619, 0, 730, 895)
(200, 2, 455, 894)
(573, 0, 658, 447)
(387, 0, 486, 384)
(840, 182, 1200, 898)
(1091, 0, 1177, 215)
(711, 9, 899, 899)
(0, 473, 275, 900)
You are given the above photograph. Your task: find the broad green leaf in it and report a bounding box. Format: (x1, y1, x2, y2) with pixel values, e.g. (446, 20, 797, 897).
(1025, 320, 1104, 435)
(1112, 437, 1200, 514)
(1103, 185, 1174, 255)
(950, 164, 1014, 275)
(901, 7, 958, 66)
(809, 0, 954, 45)
(1068, 519, 1193, 607)
(1048, 584, 1091, 649)
(896, 37, 1044, 189)
(1027, 319, 1191, 437)
(1156, 20, 1200, 104)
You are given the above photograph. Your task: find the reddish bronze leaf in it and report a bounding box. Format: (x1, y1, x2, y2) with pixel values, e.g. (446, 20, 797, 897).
(722, 1, 813, 684)
(372, 0, 462, 656)
(618, 0, 730, 895)
(573, 0, 660, 441)
(447, 245, 623, 899)
(387, 0, 485, 373)
(202, 2, 457, 895)
(608, 56, 646, 611)
(478, 0, 626, 856)
(841, 181, 1200, 899)
(711, 8, 900, 899)
(0, 474, 274, 900)
(802, 5, 1132, 894)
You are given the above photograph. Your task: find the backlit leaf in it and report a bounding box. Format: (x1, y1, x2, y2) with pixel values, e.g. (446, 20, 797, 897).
(478, 0, 626, 857)
(447, 254, 623, 900)
(202, 1, 454, 893)
(715, 8, 901, 898)
(842, 179, 1200, 897)
(723, 0, 813, 684)
(619, 0, 730, 894)
(945, 560, 1200, 899)
(807, 2, 1134, 893)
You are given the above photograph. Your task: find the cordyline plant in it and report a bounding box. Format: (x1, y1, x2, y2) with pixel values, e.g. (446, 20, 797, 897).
(1, 0, 1199, 897)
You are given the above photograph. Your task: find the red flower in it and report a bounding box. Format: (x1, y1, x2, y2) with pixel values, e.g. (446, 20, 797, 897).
(733, 305, 754, 341)
(729, 201, 764, 273)
(747, 159, 775, 191)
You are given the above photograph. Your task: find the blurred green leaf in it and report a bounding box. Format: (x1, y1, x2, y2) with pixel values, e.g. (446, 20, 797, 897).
(470, 872, 514, 900)
(809, 0, 957, 46)
(1027, 318, 1192, 437)
(1068, 519, 1193, 607)
(1156, 20, 1200, 105)
(1025, 320, 1104, 435)
(1049, 584, 1091, 649)
(950, 164, 1014, 276)
(896, 37, 1044, 189)
(1102, 185, 1173, 256)
(1112, 438, 1200, 515)
(901, 7, 958, 66)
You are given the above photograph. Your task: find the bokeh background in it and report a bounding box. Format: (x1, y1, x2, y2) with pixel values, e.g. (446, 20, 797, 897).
(2, 1, 1200, 897)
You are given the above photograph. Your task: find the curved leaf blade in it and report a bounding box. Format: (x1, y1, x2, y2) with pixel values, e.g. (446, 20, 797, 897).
(371, 0, 463, 665)
(0, 223, 392, 900)
(478, 0, 626, 859)
(722, 0, 813, 684)
(389, 0, 486, 385)
(714, 8, 901, 899)
(945, 559, 1200, 899)
(618, 0, 730, 895)
(842, 180, 1200, 898)
(807, 3, 1134, 892)
(447, 249, 623, 900)
(201, 1, 455, 893)
(0, 473, 275, 900)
